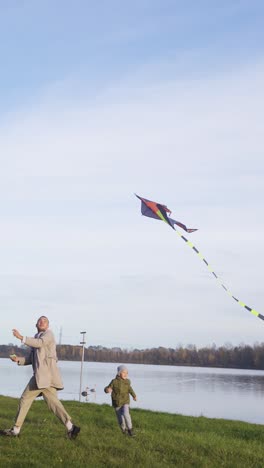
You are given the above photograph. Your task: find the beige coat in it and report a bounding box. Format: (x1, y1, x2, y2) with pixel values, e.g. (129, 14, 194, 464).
(18, 329, 64, 390)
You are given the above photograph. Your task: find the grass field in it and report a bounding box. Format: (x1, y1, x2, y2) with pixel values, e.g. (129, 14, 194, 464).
(1, 395, 264, 467)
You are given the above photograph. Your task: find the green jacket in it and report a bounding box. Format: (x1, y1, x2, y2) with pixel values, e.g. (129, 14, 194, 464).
(104, 375, 136, 408)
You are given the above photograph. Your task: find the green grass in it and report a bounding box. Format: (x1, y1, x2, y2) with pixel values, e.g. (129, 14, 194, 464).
(1, 395, 264, 467)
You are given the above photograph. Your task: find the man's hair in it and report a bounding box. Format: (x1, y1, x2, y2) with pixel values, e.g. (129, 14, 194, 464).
(37, 316, 49, 324)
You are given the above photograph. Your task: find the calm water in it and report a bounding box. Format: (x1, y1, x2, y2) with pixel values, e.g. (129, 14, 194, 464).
(1, 358, 264, 425)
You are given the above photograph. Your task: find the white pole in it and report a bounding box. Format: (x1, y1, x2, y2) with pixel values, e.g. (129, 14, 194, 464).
(79, 331, 86, 402)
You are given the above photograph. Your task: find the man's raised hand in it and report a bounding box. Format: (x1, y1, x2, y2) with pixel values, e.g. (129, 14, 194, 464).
(12, 329, 23, 341)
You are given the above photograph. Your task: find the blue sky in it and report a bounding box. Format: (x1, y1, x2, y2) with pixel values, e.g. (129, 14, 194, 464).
(1, 1, 264, 110)
(0, 1, 264, 348)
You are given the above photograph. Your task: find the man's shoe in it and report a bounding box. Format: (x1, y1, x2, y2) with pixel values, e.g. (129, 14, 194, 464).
(0, 428, 19, 437)
(67, 425, 80, 440)
(127, 429, 136, 437)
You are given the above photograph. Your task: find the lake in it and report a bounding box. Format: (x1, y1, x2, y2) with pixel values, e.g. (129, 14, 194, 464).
(1, 358, 264, 425)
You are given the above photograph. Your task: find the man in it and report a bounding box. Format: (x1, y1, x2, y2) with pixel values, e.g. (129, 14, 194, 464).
(1, 316, 80, 439)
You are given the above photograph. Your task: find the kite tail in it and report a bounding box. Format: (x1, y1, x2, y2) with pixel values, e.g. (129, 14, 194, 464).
(174, 230, 264, 322)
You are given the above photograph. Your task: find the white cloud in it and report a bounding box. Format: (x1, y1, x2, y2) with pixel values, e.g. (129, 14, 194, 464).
(0, 59, 263, 347)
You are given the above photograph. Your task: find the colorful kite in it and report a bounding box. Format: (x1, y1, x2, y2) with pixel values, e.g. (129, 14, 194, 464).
(136, 194, 198, 233)
(136, 194, 263, 321)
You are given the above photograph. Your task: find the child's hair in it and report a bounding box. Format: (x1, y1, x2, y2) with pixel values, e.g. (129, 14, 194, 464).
(117, 365, 128, 375)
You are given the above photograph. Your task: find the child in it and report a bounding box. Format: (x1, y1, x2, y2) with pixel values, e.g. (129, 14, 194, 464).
(104, 365, 137, 436)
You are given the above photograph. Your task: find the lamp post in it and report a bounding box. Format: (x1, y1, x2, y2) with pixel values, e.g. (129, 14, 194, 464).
(79, 331, 86, 402)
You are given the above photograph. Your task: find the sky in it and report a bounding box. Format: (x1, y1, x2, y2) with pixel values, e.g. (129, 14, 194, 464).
(0, 1, 264, 349)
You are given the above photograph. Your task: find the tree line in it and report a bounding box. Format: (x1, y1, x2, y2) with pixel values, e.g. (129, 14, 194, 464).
(1, 342, 264, 370)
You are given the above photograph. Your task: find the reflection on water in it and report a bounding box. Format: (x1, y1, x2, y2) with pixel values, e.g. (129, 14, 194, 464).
(1, 358, 264, 425)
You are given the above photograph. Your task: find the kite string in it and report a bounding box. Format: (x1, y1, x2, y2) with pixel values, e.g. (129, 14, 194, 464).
(174, 229, 263, 321)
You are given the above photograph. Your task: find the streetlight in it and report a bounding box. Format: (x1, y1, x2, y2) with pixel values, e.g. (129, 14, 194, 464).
(79, 331, 86, 402)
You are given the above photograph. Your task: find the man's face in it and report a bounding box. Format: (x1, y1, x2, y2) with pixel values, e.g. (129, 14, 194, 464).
(36, 316, 49, 332)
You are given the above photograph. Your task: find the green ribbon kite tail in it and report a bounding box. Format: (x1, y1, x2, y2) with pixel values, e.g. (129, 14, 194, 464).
(175, 229, 264, 321)
(136, 194, 263, 322)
